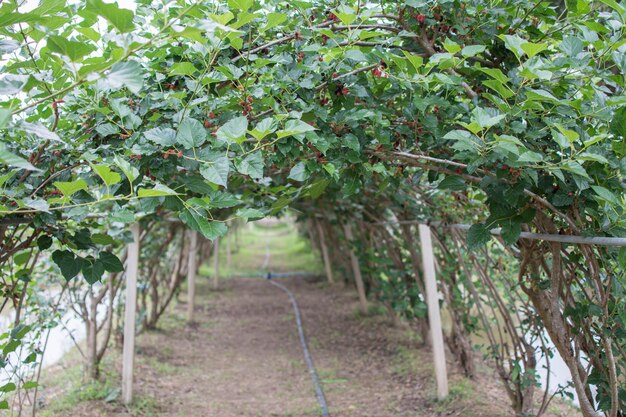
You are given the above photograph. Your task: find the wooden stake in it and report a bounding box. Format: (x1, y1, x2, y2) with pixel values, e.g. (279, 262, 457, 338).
(187, 230, 198, 322)
(226, 232, 231, 272)
(418, 224, 448, 400)
(343, 224, 367, 313)
(122, 223, 140, 405)
(212, 237, 220, 290)
(315, 220, 334, 284)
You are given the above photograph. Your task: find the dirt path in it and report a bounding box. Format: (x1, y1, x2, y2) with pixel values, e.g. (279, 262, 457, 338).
(135, 277, 425, 417)
(41, 227, 576, 417)
(58, 272, 523, 417)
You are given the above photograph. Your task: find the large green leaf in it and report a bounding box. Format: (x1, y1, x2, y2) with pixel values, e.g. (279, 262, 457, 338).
(52, 250, 83, 281)
(179, 209, 228, 241)
(46, 36, 95, 61)
(100, 61, 143, 94)
(216, 116, 248, 144)
(54, 179, 88, 199)
(200, 156, 230, 188)
(144, 127, 177, 146)
(467, 224, 492, 249)
(85, 0, 135, 32)
(99, 252, 124, 272)
(276, 119, 316, 139)
(177, 118, 207, 149)
(237, 152, 263, 179)
(81, 257, 105, 284)
(0, 144, 41, 171)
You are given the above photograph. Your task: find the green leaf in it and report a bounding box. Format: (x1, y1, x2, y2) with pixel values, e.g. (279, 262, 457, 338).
(482, 80, 515, 99)
(521, 42, 548, 59)
(263, 12, 286, 31)
(438, 175, 466, 191)
(591, 186, 619, 204)
(402, 50, 423, 72)
(85, 0, 135, 32)
(176, 118, 207, 149)
(82, 257, 105, 284)
(500, 221, 521, 245)
(562, 161, 590, 179)
(228, 0, 253, 11)
(52, 250, 83, 281)
(22, 381, 38, 390)
(0, 109, 11, 128)
(461, 45, 486, 58)
(0, 383, 16, 393)
(276, 119, 316, 140)
(179, 209, 227, 241)
(499, 34, 526, 60)
(137, 184, 179, 197)
(0, 144, 41, 171)
(235, 208, 265, 220)
(46, 36, 96, 61)
(101, 61, 143, 94)
(113, 155, 139, 184)
(200, 156, 230, 188)
(20, 121, 61, 141)
(249, 118, 277, 141)
(99, 252, 124, 272)
(609, 107, 626, 139)
(288, 162, 307, 182)
(76, 27, 101, 42)
(518, 151, 544, 163)
(560, 36, 584, 56)
(0, 74, 28, 95)
(54, 179, 88, 198)
(3, 340, 20, 356)
(169, 62, 198, 76)
(467, 224, 492, 249)
(0, 39, 19, 54)
(237, 152, 263, 179)
(37, 235, 53, 250)
(477, 67, 510, 83)
(91, 164, 121, 188)
(471, 107, 505, 130)
(92, 233, 114, 245)
(443, 38, 461, 54)
(216, 116, 248, 144)
(144, 127, 177, 146)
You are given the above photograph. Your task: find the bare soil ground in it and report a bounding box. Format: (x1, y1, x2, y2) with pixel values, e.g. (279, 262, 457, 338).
(38, 225, 578, 417)
(40, 275, 576, 417)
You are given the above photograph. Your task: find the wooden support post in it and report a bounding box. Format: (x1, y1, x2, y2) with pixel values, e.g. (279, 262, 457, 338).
(418, 224, 448, 400)
(212, 237, 220, 290)
(122, 223, 140, 405)
(315, 220, 334, 284)
(187, 230, 198, 322)
(226, 232, 231, 273)
(343, 224, 367, 313)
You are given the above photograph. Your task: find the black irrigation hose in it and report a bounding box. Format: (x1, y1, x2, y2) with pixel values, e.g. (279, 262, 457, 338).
(267, 273, 331, 417)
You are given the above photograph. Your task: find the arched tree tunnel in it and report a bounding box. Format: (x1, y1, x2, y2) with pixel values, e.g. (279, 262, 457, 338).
(0, 0, 624, 416)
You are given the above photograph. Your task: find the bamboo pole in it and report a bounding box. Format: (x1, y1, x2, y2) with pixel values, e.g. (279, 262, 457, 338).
(418, 224, 448, 400)
(316, 219, 334, 284)
(122, 223, 140, 405)
(212, 237, 220, 290)
(187, 230, 198, 322)
(343, 224, 367, 313)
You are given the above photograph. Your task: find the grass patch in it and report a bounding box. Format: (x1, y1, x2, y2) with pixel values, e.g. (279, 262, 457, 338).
(433, 378, 474, 412)
(199, 221, 324, 279)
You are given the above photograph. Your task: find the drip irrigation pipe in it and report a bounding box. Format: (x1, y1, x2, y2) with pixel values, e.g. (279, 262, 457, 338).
(267, 272, 331, 417)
